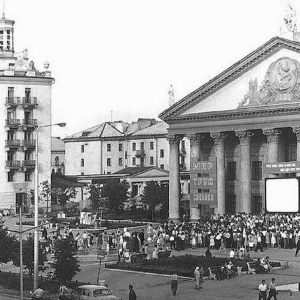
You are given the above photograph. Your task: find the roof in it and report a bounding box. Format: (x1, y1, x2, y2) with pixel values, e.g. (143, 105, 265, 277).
(51, 137, 65, 152)
(113, 166, 153, 176)
(159, 36, 300, 121)
(131, 121, 168, 136)
(51, 175, 86, 188)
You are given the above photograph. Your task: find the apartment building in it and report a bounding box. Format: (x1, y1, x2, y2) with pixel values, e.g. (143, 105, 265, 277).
(0, 15, 54, 213)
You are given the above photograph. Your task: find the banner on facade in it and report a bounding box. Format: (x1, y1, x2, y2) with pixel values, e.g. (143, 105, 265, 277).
(264, 161, 300, 176)
(190, 158, 217, 206)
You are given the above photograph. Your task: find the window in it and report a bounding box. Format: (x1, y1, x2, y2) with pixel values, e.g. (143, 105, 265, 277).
(107, 144, 111, 152)
(226, 162, 236, 180)
(160, 164, 164, 169)
(81, 159, 84, 167)
(7, 172, 13, 182)
(288, 144, 297, 161)
(8, 87, 14, 98)
(252, 161, 262, 180)
(25, 172, 31, 182)
(25, 88, 31, 101)
(119, 158, 123, 166)
(107, 158, 111, 166)
(119, 143, 123, 151)
(55, 156, 59, 165)
(132, 157, 136, 165)
(140, 142, 144, 150)
(252, 196, 262, 213)
(132, 143, 136, 151)
(150, 142, 154, 150)
(81, 145, 84, 153)
(160, 149, 164, 158)
(150, 156, 154, 165)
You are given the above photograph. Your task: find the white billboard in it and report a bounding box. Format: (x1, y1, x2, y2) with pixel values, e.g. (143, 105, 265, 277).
(265, 178, 299, 213)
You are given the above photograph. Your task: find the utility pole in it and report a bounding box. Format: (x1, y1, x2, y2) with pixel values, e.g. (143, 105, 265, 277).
(18, 199, 24, 300)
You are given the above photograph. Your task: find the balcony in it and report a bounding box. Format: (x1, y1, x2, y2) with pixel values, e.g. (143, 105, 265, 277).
(23, 160, 36, 169)
(22, 119, 37, 128)
(135, 150, 146, 158)
(5, 97, 21, 108)
(6, 160, 21, 169)
(5, 139, 21, 149)
(22, 97, 38, 109)
(22, 139, 36, 149)
(5, 119, 21, 129)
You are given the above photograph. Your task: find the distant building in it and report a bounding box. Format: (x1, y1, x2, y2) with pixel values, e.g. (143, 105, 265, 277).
(51, 137, 65, 175)
(63, 119, 177, 176)
(0, 14, 54, 213)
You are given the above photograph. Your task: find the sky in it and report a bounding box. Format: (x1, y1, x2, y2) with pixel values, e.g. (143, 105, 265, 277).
(4, 0, 300, 137)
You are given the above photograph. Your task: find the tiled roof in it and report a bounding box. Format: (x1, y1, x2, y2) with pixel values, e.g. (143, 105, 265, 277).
(131, 121, 168, 136)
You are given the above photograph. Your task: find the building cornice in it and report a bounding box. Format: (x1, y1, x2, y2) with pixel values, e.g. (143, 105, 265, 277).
(63, 133, 167, 143)
(0, 76, 54, 85)
(159, 37, 300, 121)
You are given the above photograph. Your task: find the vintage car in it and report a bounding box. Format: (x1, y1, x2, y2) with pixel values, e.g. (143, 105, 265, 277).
(72, 285, 122, 300)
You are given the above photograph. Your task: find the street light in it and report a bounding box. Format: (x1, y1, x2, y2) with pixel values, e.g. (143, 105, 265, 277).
(33, 122, 66, 291)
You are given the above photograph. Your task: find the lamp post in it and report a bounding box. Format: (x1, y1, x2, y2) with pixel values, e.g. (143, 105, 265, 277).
(33, 122, 66, 291)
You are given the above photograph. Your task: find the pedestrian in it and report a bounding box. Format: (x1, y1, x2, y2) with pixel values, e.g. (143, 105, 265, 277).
(194, 267, 200, 290)
(295, 238, 300, 256)
(199, 266, 204, 288)
(267, 278, 277, 300)
(59, 284, 71, 300)
(31, 286, 43, 299)
(128, 284, 137, 300)
(170, 273, 178, 295)
(258, 279, 267, 300)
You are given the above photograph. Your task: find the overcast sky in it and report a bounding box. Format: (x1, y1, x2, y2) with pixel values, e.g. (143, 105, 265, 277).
(5, 0, 299, 137)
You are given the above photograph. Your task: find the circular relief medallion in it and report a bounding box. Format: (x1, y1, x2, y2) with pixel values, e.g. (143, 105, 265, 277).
(269, 58, 297, 94)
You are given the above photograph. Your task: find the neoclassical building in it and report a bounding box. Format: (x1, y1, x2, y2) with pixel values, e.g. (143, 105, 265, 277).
(160, 35, 300, 221)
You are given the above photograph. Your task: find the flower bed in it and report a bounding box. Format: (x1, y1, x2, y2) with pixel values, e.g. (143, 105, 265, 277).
(105, 254, 281, 278)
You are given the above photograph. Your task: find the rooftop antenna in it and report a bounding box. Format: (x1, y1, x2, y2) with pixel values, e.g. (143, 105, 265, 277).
(2, 0, 5, 19)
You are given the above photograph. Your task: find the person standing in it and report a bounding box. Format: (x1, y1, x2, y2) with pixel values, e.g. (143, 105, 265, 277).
(199, 266, 204, 288)
(295, 238, 300, 256)
(194, 267, 200, 290)
(170, 273, 178, 295)
(128, 285, 137, 300)
(258, 280, 267, 300)
(267, 278, 277, 300)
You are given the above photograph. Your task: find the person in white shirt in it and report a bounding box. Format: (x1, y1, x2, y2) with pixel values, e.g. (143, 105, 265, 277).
(258, 279, 267, 300)
(229, 249, 235, 258)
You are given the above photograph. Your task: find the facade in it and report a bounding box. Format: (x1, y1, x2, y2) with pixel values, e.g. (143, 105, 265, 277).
(51, 137, 65, 175)
(0, 15, 54, 213)
(63, 119, 176, 176)
(160, 35, 300, 221)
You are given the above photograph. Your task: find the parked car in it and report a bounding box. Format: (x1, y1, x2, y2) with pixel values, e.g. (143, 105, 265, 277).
(72, 285, 122, 300)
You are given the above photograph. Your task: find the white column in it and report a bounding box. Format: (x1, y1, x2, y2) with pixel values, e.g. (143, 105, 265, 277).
(263, 129, 281, 178)
(210, 132, 227, 216)
(293, 127, 300, 177)
(167, 135, 181, 222)
(236, 130, 253, 213)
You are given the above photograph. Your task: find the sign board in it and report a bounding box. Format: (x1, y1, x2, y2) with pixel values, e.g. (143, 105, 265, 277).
(190, 158, 217, 206)
(264, 161, 300, 176)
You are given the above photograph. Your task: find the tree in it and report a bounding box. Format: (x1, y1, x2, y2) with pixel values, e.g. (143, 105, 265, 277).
(52, 237, 80, 283)
(101, 179, 129, 212)
(13, 236, 47, 276)
(85, 184, 104, 210)
(141, 181, 162, 220)
(40, 180, 52, 216)
(0, 228, 18, 264)
(51, 186, 77, 210)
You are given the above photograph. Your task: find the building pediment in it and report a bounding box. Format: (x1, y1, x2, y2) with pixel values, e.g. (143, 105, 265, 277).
(131, 167, 169, 178)
(159, 37, 300, 122)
